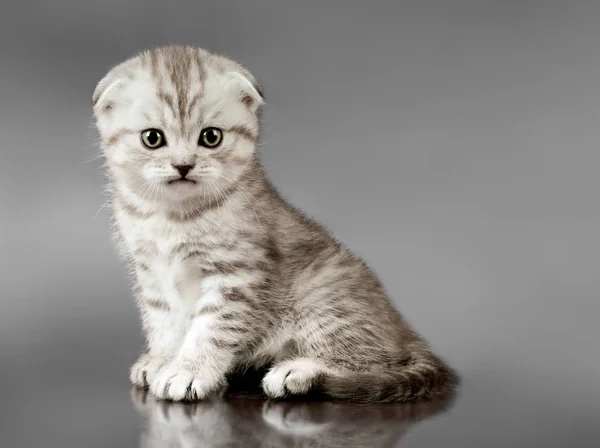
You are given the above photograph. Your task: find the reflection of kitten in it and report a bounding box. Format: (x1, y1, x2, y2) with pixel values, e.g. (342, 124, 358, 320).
(131, 387, 454, 448)
(93, 46, 458, 403)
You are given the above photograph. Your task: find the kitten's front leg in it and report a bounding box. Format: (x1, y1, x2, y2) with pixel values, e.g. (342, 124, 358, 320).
(130, 299, 188, 388)
(149, 286, 254, 401)
(130, 350, 168, 388)
(149, 324, 234, 401)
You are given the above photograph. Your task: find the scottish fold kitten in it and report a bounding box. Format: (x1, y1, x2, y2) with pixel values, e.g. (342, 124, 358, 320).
(92, 45, 457, 403)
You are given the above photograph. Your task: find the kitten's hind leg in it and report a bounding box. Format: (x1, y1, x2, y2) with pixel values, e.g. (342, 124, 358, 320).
(262, 355, 457, 403)
(261, 358, 329, 398)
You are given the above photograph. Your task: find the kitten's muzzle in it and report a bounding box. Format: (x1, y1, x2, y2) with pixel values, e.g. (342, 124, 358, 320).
(172, 164, 194, 177)
(168, 164, 197, 185)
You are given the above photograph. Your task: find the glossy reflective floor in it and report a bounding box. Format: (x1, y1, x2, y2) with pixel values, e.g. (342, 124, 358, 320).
(131, 387, 454, 448)
(2, 354, 598, 448)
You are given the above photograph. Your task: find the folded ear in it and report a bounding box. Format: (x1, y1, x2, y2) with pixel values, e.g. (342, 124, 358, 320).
(92, 61, 132, 114)
(225, 71, 264, 112)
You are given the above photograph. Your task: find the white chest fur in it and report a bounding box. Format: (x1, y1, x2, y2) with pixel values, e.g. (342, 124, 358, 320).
(117, 212, 210, 311)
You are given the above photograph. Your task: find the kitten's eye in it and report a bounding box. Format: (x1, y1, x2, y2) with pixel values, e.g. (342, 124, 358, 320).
(199, 127, 223, 148)
(140, 129, 165, 149)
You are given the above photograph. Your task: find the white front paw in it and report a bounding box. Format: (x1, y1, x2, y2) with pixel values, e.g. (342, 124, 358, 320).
(149, 362, 223, 401)
(130, 352, 169, 388)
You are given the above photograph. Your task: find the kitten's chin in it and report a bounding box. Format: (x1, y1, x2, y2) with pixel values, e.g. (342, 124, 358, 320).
(160, 179, 202, 201)
(167, 179, 197, 186)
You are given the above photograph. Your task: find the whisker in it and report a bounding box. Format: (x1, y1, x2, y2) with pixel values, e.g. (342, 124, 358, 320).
(208, 179, 246, 232)
(217, 174, 263, 231)
(206, 180, 224, 224)
(92, 199, 111, 221)
(81, 153, 105, 165)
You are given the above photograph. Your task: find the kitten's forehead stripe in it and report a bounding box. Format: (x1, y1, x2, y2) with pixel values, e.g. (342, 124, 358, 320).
(145, 46, 210, 134)
(187, 91, 203, 120)
(167, 47, 194, 132)
(157, 91, 177, 117)
(167, 51, 190, 132)
(149, 50, 160, 80)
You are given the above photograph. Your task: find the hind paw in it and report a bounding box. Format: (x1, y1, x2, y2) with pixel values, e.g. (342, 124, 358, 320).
(262, 358, 326, 398)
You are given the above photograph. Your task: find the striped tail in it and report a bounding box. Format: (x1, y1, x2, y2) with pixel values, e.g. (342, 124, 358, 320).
(321, 351, 459, 404)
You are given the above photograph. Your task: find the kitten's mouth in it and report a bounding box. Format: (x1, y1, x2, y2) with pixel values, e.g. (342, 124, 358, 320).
(167, 178, 197, 185)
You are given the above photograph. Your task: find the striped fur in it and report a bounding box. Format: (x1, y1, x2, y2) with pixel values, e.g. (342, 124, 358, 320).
(92, 45, 458, 403)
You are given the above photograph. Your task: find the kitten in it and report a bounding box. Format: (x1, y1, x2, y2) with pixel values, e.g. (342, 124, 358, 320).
(131, 387, 454, 448)
(92, 45, 458, 403)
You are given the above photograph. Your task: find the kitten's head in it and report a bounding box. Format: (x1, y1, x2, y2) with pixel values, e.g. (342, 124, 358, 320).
(92, 46, 263, 204)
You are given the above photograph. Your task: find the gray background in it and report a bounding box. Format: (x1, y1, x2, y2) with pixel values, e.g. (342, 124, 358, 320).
(1, 0, 599, 447)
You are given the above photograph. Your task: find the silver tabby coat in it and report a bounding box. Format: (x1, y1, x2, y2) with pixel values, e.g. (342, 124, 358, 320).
(92, 45, 457, 403)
